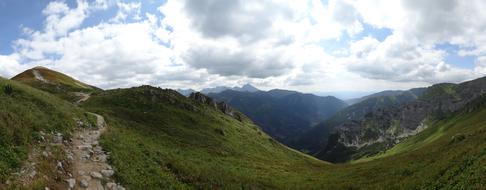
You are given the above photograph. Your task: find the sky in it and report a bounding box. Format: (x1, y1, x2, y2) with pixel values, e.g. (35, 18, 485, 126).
(1, 0, 486, 94)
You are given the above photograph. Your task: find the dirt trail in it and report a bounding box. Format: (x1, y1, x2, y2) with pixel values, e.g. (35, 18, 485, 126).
(68, 93, 123, 190)
(68, 112, 124, 190)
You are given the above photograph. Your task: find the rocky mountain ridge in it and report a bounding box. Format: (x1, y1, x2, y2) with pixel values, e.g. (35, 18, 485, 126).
(316, 77, 486, 162)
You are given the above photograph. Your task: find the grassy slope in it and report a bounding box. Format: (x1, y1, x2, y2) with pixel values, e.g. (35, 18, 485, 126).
(82, 86, 331, 189)
(0, 78, 89, 185)
(11, 67, 98, 101)
(83, 86, 486, 189)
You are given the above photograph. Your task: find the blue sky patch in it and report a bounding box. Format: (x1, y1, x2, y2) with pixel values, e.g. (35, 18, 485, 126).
(436, 43, 475, 69)
(354, 23, 392, 42)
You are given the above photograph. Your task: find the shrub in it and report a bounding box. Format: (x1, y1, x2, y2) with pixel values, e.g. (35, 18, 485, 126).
(4, 84, 13, 95)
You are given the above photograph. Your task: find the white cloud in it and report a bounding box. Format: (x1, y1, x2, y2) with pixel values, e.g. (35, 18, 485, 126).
(347, 34, 472, 83)
(42, 0, 89, 37)
(159, 0, 364, 80)
(337, 0, 486, 85)
(0, 54, 26, 78)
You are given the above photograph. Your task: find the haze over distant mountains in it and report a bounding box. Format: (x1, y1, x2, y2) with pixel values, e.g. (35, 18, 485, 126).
(177, 83, 260, 96)
(208, 89, 347, 145)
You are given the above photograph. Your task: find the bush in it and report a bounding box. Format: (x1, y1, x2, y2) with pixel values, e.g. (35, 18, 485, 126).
(4, 84, 13, 95)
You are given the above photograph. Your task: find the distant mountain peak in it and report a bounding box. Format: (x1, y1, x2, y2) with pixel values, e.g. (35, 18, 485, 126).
(234, 83, 259, 92)
(32, 66, 48, 70)
(176, 88, 196, 96)
(201, 83, 260, 94)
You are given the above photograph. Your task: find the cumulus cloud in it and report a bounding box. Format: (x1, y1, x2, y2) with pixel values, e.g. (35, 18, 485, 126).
(160, 0, 364, 81)
(42, 0, 89, 37)
(0, 54, 26, 78)
(182, 0, 298, 42)
(336, 0, 486, 84)
(183, 44, 293, 78)
(347, 34, 471, 83)
(7, 0, 185, 89)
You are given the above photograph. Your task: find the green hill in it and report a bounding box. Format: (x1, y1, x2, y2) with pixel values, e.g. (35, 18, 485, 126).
(11, 66, 99, 101)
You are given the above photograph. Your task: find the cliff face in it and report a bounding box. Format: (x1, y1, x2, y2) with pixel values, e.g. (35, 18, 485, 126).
(317, 77, 486, 162)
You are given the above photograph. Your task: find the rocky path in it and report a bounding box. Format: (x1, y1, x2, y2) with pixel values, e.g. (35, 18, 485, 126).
(6, 93, 124, 189)
(74, 92, 91, 105)
(68, 112, 124, 190)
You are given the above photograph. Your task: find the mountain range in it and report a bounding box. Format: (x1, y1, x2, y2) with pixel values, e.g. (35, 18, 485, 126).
(0, 66, 484, 189)
(293, 78, 486, 163)
(208, 89, 347, 145)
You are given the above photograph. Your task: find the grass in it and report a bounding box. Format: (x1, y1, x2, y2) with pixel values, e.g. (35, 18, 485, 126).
(0, 78, 93, 188)
(82, 86, 486, 189)
(419, 83, 459, 101)
(82, 86, 332, 189)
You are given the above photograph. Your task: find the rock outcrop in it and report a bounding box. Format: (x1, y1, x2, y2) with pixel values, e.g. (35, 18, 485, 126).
(190, 92, 244, 122)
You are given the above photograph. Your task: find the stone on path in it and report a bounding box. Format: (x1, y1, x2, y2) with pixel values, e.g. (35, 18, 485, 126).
(101, 169, 114, 177)
(66, 178, 76, 189)
(80, 179, 89, 188)
(90, 171, 103, 179)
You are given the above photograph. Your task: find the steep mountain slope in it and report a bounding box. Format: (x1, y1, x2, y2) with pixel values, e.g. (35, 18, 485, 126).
(11, 66, 99, 101)
(304, 77, 486, 163)
(209, 89, 347, 144)
(0, 77, 92, 189)
(293, 88, 425, 153)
